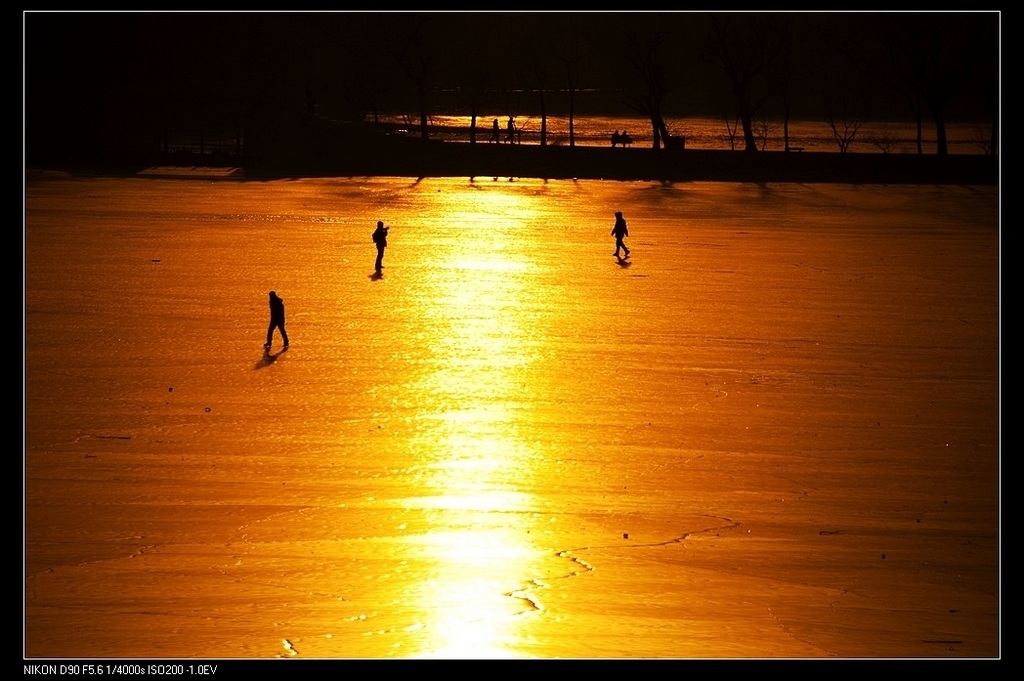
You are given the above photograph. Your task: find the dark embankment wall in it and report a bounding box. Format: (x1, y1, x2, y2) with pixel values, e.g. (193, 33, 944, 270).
(31, 134, 998, 185)
(243, 138, 1000, 185)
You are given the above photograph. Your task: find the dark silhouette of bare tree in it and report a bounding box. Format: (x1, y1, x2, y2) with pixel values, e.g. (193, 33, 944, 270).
(393, 16, 444, 141)
(881, 13, 991, 156)
(452, 17, 498, 145)
(557, 17, 584, 148)
(620, 27, 675, 150)
(700, 13, 789, 153)
(972, 14, 999, 157)
(512, 14, 569, 148)
(335, 15, 394, 125)
(525, 56, 550, 147)
(808, 16, 871, 154)
(849, 15, 929, 155)
(760, 15, 802, 152)
(823, 93, 865, 153)
(879, 75, 928, 155)
(462, 69, 491, 145)
(722, 114, 741, 151)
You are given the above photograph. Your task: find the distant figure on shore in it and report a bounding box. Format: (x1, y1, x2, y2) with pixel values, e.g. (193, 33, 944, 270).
(620, 131, 633, 147)
(507, 116, 516, 144)
(611, 130, 621, 147)
(265, 291, 289, 350)
(611, 211, 630, 258)
(372, 220, 390, 272)
(492, 118, 500, 143)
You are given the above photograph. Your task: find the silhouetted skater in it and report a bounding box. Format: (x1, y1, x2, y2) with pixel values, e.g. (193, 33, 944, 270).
(492, 118, 500, 143)
(507, 116, 516, 144)
(372, 220, 389, 272)
(265, 291, 289, 349)
(611, 211, 630, 258)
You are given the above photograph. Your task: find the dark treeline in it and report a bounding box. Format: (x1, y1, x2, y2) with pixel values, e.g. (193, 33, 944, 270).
(24, 11, 999, 168)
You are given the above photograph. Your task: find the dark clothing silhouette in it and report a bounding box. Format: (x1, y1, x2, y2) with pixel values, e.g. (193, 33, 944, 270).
(611, 211, 630, 257)
(265, 291, 289, 349)
(492, 118, 500, 143)
(507, 116, 516, 144)
(372, 221, 389, 272)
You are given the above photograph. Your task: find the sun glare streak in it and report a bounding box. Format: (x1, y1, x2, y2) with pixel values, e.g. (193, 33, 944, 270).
(404, 526, 538, 659)
(393, 185, 550, 657)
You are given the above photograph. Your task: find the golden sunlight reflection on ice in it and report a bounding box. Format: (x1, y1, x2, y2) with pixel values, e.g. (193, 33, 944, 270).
(401, 519, 541, 658)
(389, 186, 551, 657)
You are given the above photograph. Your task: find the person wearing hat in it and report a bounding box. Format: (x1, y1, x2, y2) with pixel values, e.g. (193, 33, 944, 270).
(611, 210, 630, 258)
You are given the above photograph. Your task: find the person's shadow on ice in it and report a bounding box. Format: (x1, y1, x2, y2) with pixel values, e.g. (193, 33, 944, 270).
(615, 254, 632, 268)
(256, 346, 288, 369)
(369, 271, 383, 280)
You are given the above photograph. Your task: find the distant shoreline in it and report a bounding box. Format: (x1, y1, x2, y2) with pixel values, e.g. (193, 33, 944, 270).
(28, 143, 999, 186)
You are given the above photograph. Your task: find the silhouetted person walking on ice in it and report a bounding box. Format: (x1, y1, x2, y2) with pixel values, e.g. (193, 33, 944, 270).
(507, 116, 516, 144)
(492, 118, 500, 143)
(611, 211, 630, 258)
(372, 220, 389, 272)
(265, 291, 289, 349)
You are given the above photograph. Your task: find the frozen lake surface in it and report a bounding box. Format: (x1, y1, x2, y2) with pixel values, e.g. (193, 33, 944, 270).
(25, 173, 999, 659)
